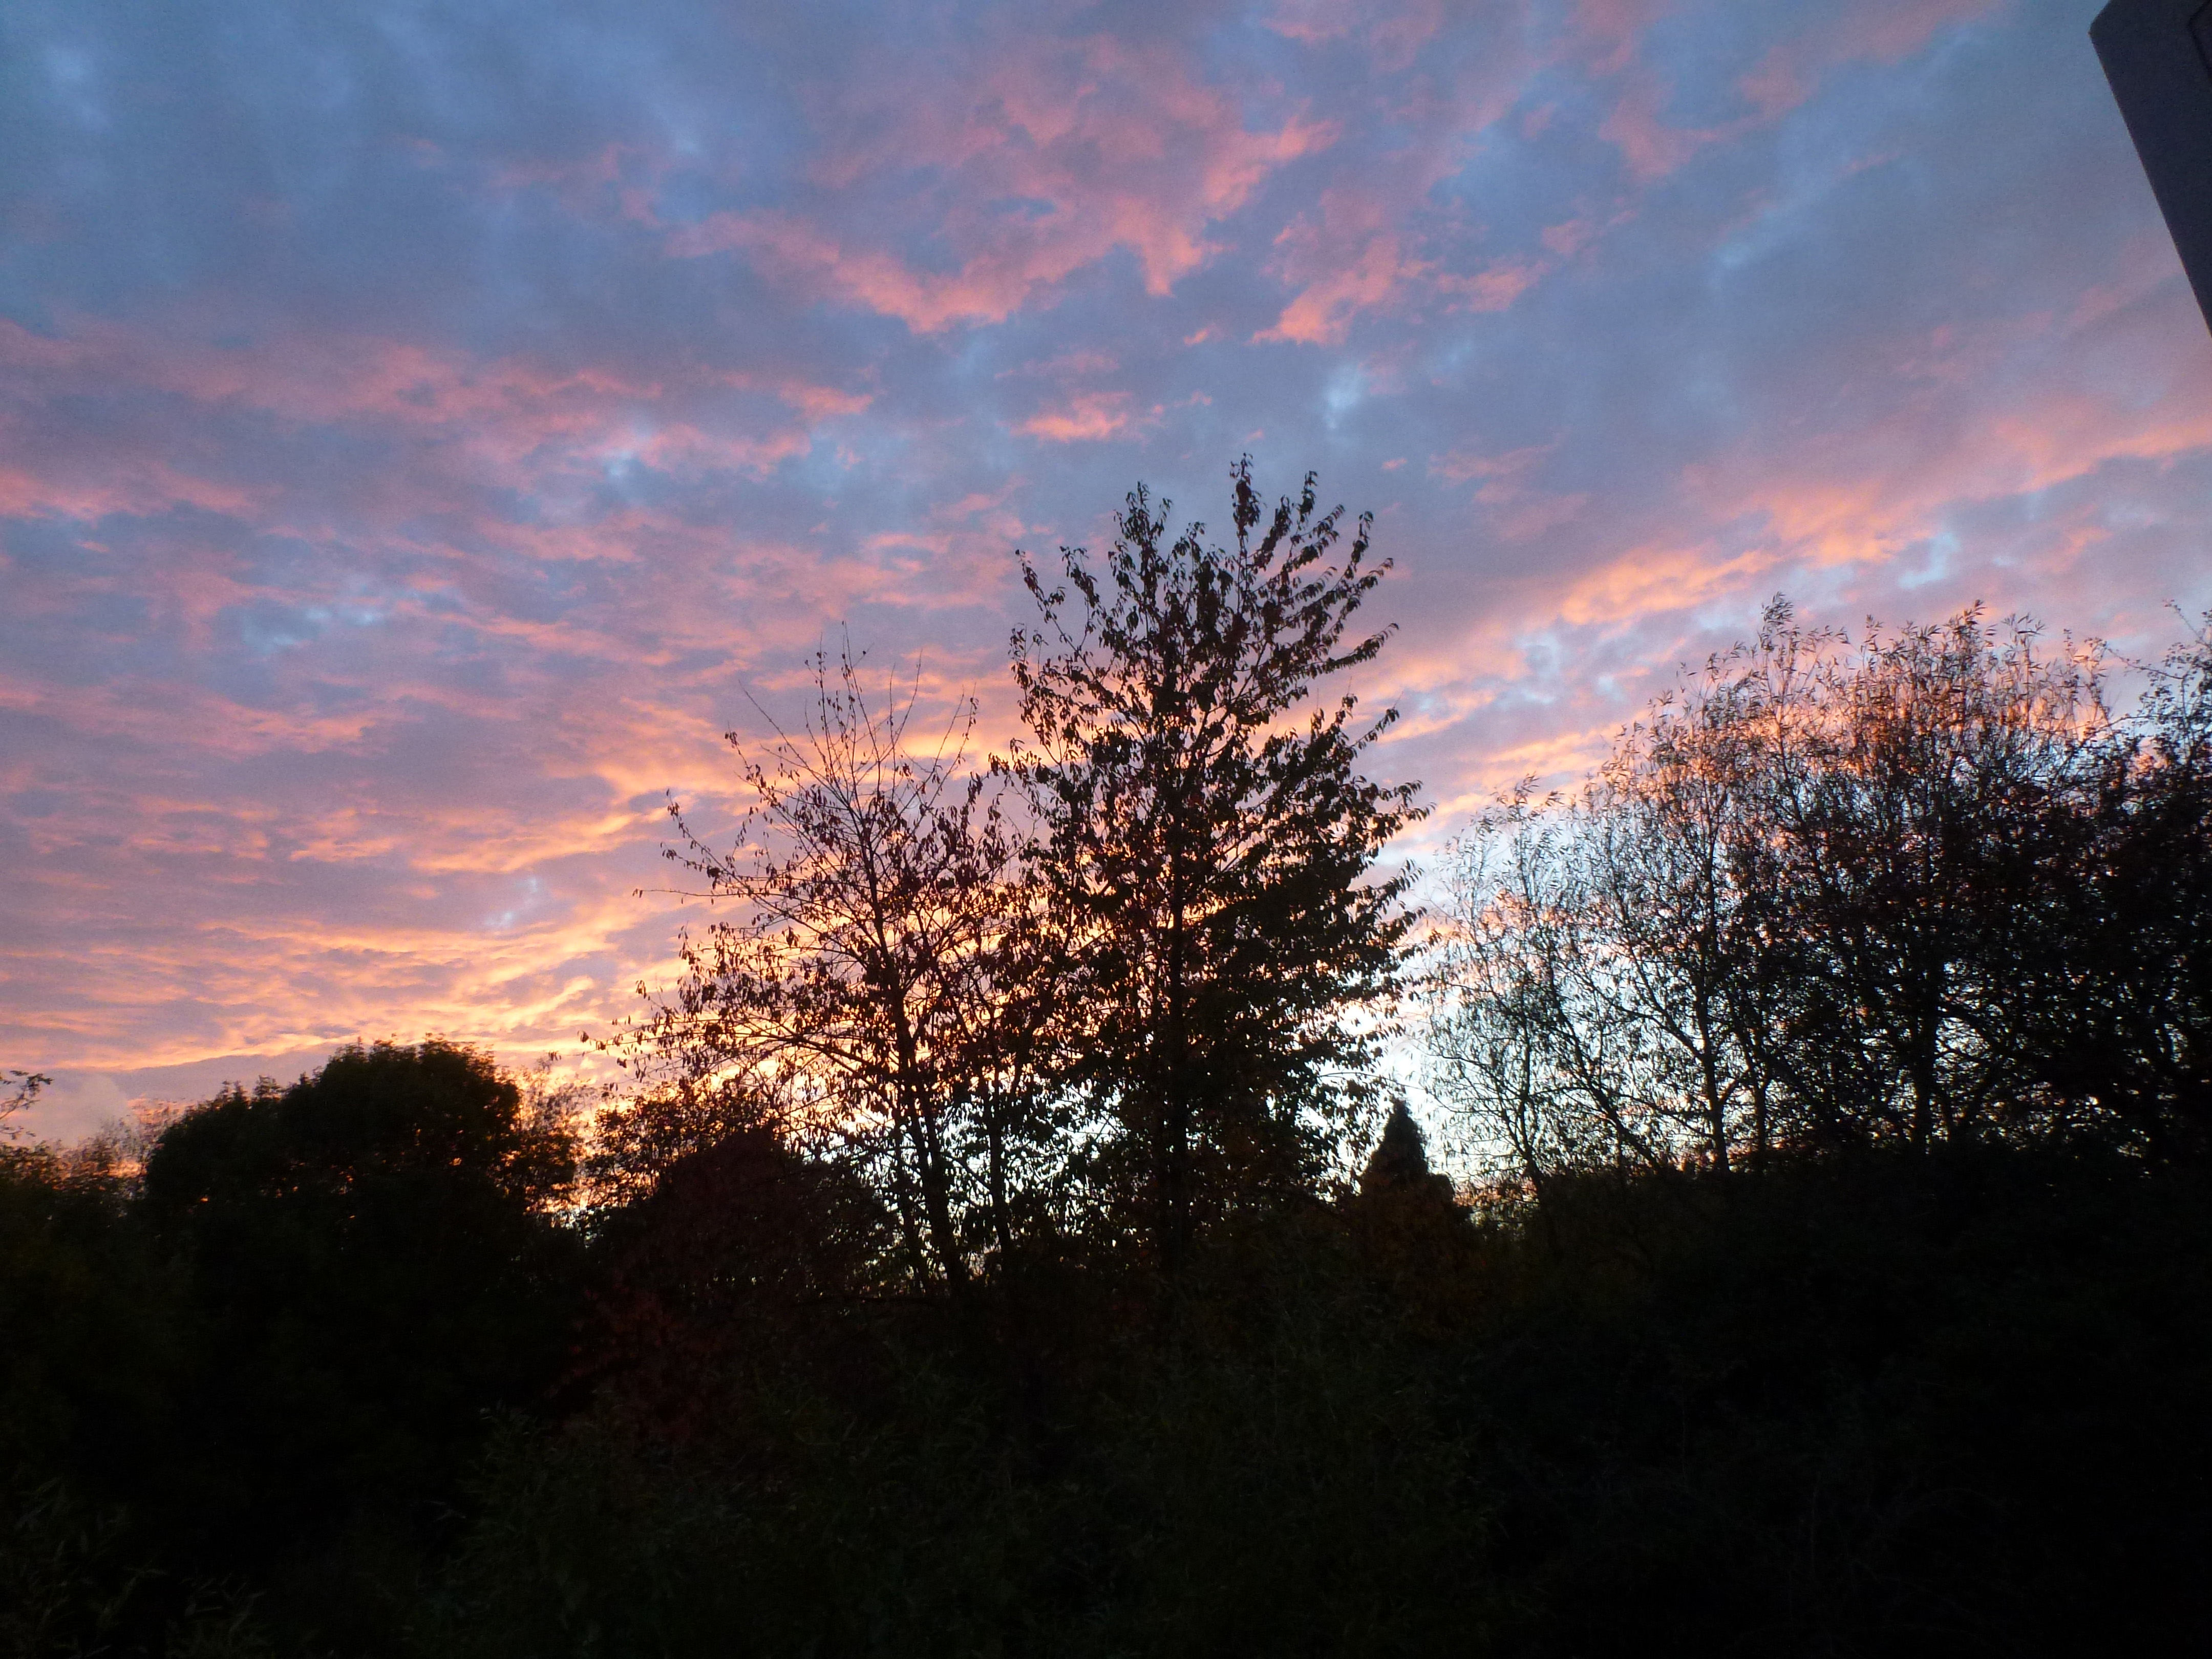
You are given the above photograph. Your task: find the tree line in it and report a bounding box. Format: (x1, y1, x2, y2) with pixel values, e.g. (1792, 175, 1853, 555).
(6, 463, 2211, 1654)
(1432, 599, 2212, 1180)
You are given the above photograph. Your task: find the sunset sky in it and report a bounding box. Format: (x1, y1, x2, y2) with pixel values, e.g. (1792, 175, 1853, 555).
(5, 0, 2210, 1139)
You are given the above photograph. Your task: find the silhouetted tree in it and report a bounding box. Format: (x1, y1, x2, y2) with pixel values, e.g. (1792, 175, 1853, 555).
(0, 1069, 49, 1140)
(2002, 615, 2212, 1156)
(1358, 1101, 1450, 1199)
(1432, 599, 2133, 1175)
(1347, 1103, 1472, 1324)
(621, 648, 1054, 1293)
(1011, 460, 1422, 1265)
(1578, 653, 1793, 1171)
(1735, 604, 2108, 1148)
(137, 1040, 581, 1615)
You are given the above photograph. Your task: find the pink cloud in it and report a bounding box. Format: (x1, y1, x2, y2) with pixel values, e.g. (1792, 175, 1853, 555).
(1259, 183, 1547, 346)
(670, 34, 1336, 331)
(1261, 233, 1416, 346)
(5, 0, 2203, 1110)
(1556, 540, 1779, 626)
(1431, 442, 1553, 488)
(1540, 216, 1600, 259)
(0, 318, 866, 442)
(1265, 0, 1448, 70)
(1573, 0, 1669, 75)
(0, 318, 869, 541)
(1014, 390, 1163, 443)
(0, 459, 271, 523)
(1740, 0, 2004, 120)
(1432, 443, 1591, 540)
(1601, 67, 1755, 182)
(4, 863, 679, 1076)
(1688, 363, 2212, 572)
(483, 141, 671, 228)
(1440, 258, 1546, 313)
(1585, 0, 2003, 181)
(1248, 5, 1561, 351)
(0, 674, 383, 764)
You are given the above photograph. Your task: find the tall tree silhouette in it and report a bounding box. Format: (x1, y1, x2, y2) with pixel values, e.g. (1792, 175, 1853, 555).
(1011, 460, 1421, 1265)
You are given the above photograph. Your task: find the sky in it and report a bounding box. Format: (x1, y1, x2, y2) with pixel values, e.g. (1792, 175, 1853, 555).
(5, 0, 2210, 1140)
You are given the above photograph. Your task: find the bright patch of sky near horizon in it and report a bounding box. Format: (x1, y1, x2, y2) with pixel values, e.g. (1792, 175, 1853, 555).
(4, 0, 2209, 1140)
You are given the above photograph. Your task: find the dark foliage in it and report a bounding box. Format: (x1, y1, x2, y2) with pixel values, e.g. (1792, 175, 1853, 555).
(413, 1144, 2210, 1657)
(1, 1138, 183, 1530)
(1471, 1146, 2212, 1653)
(2, 1041, 583, 1656)
(136, 1041, 580, 1599)
(426, 1204, 1496, 1659)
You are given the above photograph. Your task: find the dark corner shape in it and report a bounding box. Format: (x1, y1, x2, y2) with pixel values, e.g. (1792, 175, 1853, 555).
(2094, 0, 2212, 334)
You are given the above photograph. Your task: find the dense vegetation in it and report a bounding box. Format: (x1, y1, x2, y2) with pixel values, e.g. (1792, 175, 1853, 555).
(6, 467, 2210, 1654)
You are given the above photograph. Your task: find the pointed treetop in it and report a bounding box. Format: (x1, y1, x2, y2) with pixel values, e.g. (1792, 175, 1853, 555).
(1361, 1101, 1434, 1194)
